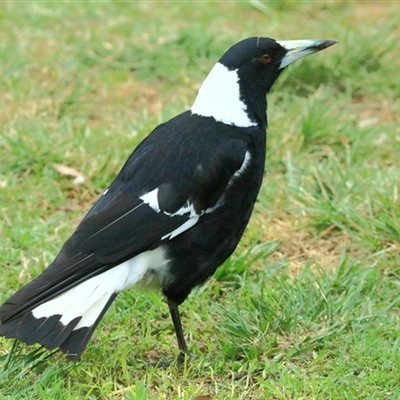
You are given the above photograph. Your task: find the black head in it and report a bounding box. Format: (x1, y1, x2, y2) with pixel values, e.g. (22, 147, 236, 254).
(221, 37, 287, 66)
(191, 36, 336, 128)
(219, 37, 286, 105)
(220, 36, 336, 97)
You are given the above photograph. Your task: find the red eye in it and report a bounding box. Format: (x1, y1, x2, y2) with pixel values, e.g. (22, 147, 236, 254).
(260, 54, 271, 64)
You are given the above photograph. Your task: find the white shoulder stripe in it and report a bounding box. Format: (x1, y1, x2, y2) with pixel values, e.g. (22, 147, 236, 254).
(190, 62, 257, 128)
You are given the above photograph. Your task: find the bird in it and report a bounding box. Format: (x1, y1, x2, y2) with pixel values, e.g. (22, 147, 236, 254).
(0, 36, 336, 362)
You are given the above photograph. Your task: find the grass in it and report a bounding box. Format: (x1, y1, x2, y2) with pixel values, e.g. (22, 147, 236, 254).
(0, 1, 399, 399)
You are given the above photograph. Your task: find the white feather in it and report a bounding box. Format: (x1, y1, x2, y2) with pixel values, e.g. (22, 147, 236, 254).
(233, 151, 251, 179)
(161, 217, 199, 240)
(140, 189, 198, 218)
(191, 62, 256, 128)
(167, 201, 198, 218)
(140, 188, 200, 240)
(32, 247, 169, 329)
(139, 188, 160, 212)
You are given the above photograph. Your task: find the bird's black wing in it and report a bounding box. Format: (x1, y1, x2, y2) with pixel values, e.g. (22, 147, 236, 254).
(0, 113, 250, 321)
(72, 132, 250, 263)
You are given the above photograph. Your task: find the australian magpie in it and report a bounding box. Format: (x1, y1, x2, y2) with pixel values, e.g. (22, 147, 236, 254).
(0, 37, 336, 362)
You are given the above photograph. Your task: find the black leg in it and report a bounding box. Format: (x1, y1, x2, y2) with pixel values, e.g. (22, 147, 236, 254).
(146, 301, 193, 368)
(168, 300, 190, 363)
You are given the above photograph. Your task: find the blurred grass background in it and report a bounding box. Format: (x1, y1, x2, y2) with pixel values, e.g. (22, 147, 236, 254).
(0, 1, 399, 399)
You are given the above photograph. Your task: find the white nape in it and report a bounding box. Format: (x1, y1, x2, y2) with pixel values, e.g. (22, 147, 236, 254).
(32, 247, 169, 329)
(191, 62, 257, 128)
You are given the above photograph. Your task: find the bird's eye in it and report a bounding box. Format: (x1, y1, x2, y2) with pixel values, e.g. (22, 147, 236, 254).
(259, 54, 271, 64)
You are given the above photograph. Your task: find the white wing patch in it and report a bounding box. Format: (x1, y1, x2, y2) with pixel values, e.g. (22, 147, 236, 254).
(140, 188, 160, 212)
(167, 201, 198, 218)
(140, 151, 251, 240)
(140, 188, 200, 240)
(140, 190, 198, 218)
(190, 62, 257, 128)
(161, 217, 199, 240)
(140, 188, 200, 219)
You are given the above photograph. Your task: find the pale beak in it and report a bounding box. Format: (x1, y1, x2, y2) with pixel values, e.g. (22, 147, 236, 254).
(277, 39, 337, 69)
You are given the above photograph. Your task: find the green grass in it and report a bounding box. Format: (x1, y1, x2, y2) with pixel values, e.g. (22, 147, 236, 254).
(1, 2, 400, 399)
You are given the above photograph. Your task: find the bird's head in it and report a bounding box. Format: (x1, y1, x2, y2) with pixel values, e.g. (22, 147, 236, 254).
(220, 37, 337, 94)
(191, 37, 337, 128)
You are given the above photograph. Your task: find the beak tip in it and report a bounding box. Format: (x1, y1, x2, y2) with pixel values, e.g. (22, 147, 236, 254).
(320, 39, 338, 49)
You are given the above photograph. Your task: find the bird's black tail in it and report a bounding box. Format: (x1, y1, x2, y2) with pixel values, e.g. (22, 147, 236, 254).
(0, 271, 119, 360)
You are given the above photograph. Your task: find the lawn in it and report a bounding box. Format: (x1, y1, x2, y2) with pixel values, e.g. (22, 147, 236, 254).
(0, 1, 399, 399)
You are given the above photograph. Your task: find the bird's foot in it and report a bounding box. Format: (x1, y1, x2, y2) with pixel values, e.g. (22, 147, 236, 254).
(177, 350, 197, 365)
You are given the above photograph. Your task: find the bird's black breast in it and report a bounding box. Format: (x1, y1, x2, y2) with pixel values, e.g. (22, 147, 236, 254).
(159, 113, 267, 304)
